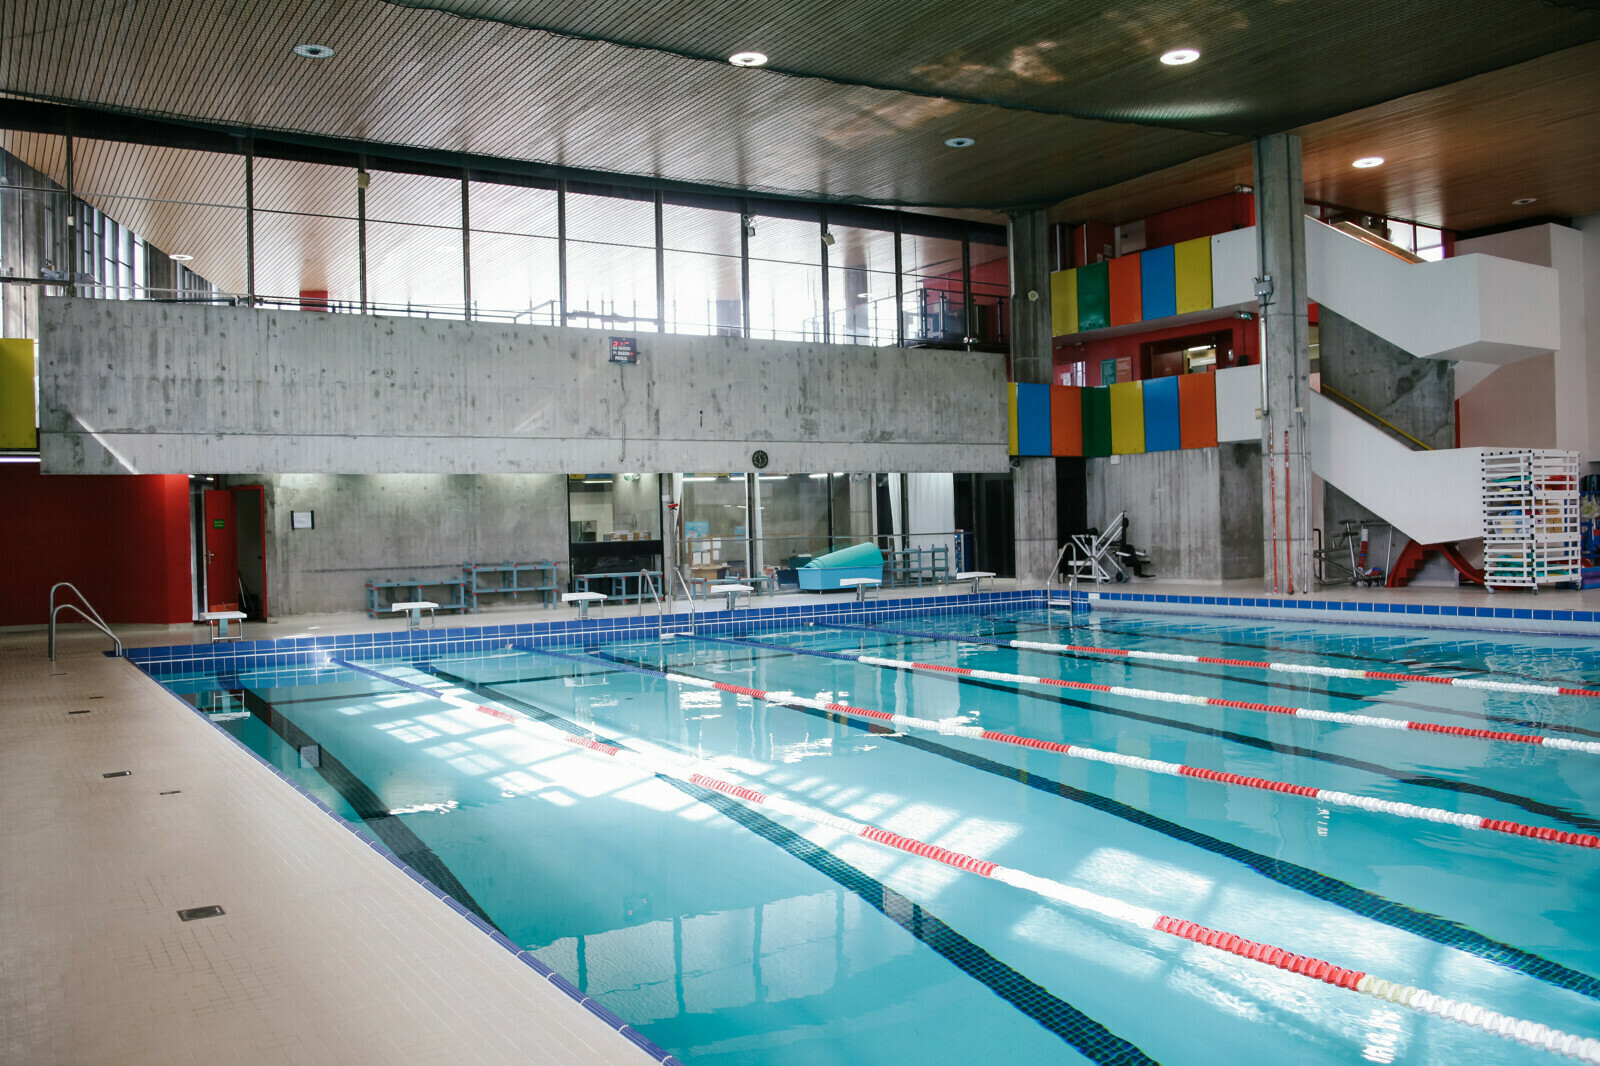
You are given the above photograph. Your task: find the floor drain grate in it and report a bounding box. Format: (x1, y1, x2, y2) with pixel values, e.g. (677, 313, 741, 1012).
(102, 771, 131, 778)
(160, 790, 182, 796)
(177, 905, 224, 922)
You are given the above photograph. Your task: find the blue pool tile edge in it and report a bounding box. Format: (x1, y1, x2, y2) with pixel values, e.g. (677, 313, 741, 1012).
(1081, 590, 1600, 637)
(134, 673, 677, 1064)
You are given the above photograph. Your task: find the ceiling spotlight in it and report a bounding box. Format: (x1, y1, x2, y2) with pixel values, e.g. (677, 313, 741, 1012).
(1352, 156, 1385, 168)
(1159, 48, 1200, 65)
(169, 253, 194, 261)
(944, 137, 976, 148)
(1511, 197, 1538, 206)
(292, 43, 336, 59)
(728, 51, 767, 67)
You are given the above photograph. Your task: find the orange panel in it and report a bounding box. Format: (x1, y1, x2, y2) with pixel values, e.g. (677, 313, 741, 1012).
(1051, 385, 1083, 456)
(1108, 255, 1142, 327)
(1177, 372, 1219, 448)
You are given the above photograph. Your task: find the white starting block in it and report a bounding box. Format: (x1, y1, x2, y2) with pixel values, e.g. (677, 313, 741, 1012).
(388, 601, 438, 630)
(709, 583, 753, 611)
(200, 610, 248, 643)
(838, 577, 881, 603)
(562, 591, 607, 618)
(955, 571, 995, 594)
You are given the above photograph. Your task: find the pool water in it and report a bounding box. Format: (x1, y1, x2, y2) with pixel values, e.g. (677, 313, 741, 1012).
(153, 608, 1600, 1065)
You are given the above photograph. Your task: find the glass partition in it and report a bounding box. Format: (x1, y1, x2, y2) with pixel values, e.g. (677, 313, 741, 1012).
(567, 473, 663, 595)
(902, 232, 966, 345)
(469, 180, 560, 325)
(252, 157, 359, 309)
(662, 201, 742, 336)
(679, 475, 749, 580)
(365, 170, 465, 318)
(566, 190, 658, 331)
(826, 225, 897, 346)
(748, 211, 822, 343)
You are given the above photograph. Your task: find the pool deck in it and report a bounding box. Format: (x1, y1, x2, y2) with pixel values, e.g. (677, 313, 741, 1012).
(0, 625, 661, 1066)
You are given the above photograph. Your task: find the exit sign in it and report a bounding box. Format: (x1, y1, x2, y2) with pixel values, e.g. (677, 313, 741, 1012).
(212, 518, 225, 529)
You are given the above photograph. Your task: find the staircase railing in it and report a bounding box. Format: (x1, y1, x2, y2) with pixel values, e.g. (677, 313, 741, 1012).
(48, 582, 123, 661)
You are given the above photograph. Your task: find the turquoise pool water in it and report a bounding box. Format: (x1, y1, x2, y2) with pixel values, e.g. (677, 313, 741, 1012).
(154, 609, 1600, 1064)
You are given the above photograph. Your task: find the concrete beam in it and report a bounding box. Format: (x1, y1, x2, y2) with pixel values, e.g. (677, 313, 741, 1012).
(39, 299, 1009, 475)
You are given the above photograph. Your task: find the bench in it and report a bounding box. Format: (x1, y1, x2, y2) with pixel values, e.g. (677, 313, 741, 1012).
(838, 577, 881, 603)
(562, 591, 607, 618)
(955, 571, 996, 594)
(389, 600, 438, 630)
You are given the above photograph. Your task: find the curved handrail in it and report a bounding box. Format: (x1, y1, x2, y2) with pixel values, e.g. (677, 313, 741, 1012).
(665, 566, 697, 637)
(48, 601, 123, 661)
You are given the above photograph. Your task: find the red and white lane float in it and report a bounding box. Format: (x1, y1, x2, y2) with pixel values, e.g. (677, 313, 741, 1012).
(845, 649, 1600, 755)
(1004, 632, 1600, 699)
(356, 664, 1600, 1064)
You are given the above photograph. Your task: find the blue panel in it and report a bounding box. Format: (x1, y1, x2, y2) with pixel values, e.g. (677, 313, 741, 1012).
(1016, 382, 1052, 456)
(1140, 245, 1177, 321)
(1142, 375, 1181, 452)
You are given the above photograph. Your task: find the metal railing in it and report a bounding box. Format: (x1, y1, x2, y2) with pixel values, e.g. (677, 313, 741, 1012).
(47, 582, 122, 661)
(664, 567, 697, 638)
(1317, 383, 1433, 451)
(1045, 541, 1077, 627)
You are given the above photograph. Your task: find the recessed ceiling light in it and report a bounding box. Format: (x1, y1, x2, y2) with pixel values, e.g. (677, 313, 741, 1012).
(944, 137, 976, 148)
(1159, 48, 1200, 65)
(728, 51, 767, 67)
(169, 254, 194, 261)
(292, 43, 336, 59)
(1511, 197, 1538, 206)
(1352, 156, 1385, 168)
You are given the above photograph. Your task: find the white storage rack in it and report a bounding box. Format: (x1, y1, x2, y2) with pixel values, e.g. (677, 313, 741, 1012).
(1481, 449, 1581, 591)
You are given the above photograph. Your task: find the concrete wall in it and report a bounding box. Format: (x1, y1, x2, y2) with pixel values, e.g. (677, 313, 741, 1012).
(39, 298, 1009, 476)
(1318, 307, 1454, 449)
(234, 473, 569, 616)
(1085, 445, 1262, 582)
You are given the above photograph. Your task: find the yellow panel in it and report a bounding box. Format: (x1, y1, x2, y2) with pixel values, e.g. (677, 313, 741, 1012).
(1007, 383, 1019, 455)
(1173, 237, 1213, 315)
(1049, 268, 1078, 336)
(0, 339, 36, 450)
(1108, 380, 1146, 455)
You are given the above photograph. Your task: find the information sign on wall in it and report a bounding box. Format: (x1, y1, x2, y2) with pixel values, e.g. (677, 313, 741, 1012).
(609, 337, 638, 364)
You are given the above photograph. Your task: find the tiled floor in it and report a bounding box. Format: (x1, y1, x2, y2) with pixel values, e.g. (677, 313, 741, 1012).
(0, 626, 655, 1065)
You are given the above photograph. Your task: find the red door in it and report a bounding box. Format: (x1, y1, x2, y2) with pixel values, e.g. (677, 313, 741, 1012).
(203, 490, 239, 610)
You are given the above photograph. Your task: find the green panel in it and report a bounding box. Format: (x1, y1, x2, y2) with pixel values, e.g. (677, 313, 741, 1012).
(1082, 386, 1113, 458)
(1076, 261, 1110, 331)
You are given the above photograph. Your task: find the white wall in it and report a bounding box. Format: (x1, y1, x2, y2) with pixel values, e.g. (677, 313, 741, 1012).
(1215, 363, 1263, 443)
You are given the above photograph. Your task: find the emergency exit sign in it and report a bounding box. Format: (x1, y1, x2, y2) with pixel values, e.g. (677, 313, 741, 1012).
(212, 518, 225, 529)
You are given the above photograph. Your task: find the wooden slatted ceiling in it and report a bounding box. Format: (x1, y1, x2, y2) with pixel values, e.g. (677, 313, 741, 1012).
(0, 0, 1237, 210)
(1050, 41, 1600, 234)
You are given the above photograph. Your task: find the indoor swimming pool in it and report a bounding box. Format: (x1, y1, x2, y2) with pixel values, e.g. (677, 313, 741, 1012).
(147, 608, 1600, 1065)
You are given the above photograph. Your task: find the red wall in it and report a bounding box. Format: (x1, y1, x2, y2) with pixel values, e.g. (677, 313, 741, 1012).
(1053, 315, 1258, 386)
(0, 466, 192, 626)
(1142, 192, 1255, 249)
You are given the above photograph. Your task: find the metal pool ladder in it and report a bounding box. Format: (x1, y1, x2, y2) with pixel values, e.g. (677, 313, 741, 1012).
(48, 582, 123, 662)
(639, 568, 696, 641)
(1045, 542, 1078, 628)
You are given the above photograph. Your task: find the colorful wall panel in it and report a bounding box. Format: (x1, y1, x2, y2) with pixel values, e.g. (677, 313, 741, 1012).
(1007, 383, 1019, 454)
(1050, 269, 1079, 336)
(1142, 376, 1181, 452)
(1050, 385, 1083, 456)
(1077, 262, 1110, 331)
(0, 339, 35, 449)
(1082, 386, 1112, 457)
(1139, 245, 1177, 321)
(1178, 372, 1220, 448)
(1108, 255, 1142, 327)
(1108, 381, 1146, 454)
(1014, 382, 1052, 456)
(1174, 237, 1213, 315)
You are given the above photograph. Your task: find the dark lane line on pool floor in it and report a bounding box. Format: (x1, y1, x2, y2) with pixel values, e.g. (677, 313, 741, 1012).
(667, 639, 1600, 834)
(421, 664, 1158, 1065)
(836, 622, 1600, 741)
(997, 618, 1600, 687)
(586, 647, 1600, 1003)
(238, 688, 501, 929)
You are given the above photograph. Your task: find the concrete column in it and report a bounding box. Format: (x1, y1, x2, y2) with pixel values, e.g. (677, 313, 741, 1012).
(1253, 134, 1314, 593)
(1008, 209, 1058, 583)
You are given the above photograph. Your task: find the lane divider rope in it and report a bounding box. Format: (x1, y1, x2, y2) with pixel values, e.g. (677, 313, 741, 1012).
(679, 640, 1597, 850)
(336, 656, 1600, 1065)
(845, 620, 1600, 699)
(744, 636, 1600, 755)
